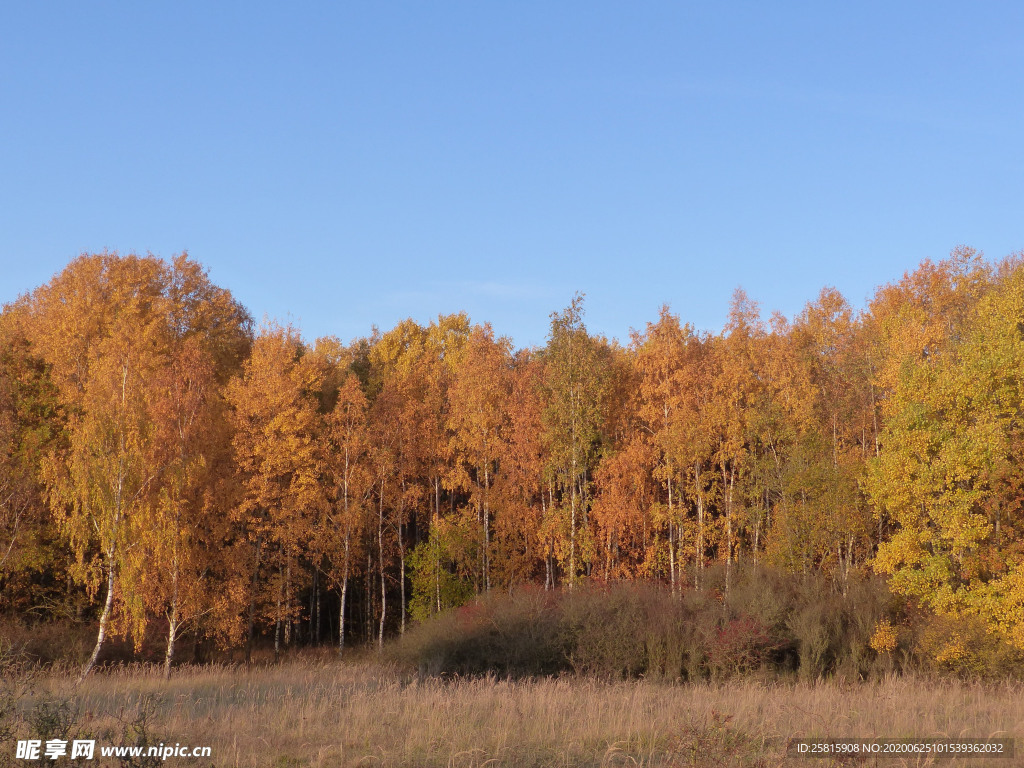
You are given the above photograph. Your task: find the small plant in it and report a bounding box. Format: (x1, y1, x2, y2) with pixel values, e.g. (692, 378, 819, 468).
(707, 615, 780, 679)
(108, 698, 165, 768)
(869, 619, 898, 654)
(26, 697, 79, 744)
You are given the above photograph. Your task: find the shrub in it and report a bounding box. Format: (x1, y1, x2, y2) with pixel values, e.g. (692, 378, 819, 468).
(0, 618, 93, 667)
(390, 584, 566, 677)
(707, 615, 780, 678)
(912, 612, 1024, 679)
(560, 583, 651, 678)
(391, 567, 907, 682)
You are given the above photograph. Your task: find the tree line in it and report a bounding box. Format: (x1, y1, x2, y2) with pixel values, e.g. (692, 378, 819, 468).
(2, 247, 1023, 676)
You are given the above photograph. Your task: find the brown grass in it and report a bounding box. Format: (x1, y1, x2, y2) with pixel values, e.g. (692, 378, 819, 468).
(17, 657, 1024, 767)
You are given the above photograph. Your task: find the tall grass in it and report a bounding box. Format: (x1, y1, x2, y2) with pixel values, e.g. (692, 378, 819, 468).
(3, 658, 1020, 767)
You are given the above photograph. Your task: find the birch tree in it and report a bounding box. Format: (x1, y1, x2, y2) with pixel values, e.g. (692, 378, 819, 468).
(541, 294, 607, 585)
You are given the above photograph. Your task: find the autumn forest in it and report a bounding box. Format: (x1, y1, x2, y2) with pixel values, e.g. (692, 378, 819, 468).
(4, 248, 1024, 680)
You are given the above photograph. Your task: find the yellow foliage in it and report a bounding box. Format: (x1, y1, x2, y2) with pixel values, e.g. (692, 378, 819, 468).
(934, 635, 968, 667)
(869, 619, 898, 654)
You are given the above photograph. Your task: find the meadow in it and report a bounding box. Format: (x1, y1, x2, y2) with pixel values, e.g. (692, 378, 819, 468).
(3, 656, 1021, 768)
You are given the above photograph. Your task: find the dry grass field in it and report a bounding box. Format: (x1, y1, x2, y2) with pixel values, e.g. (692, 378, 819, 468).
(6, 656, 1020, 767)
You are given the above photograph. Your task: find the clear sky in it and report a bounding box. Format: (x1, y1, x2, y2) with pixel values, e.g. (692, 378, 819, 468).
(2, 3, 1022, 348)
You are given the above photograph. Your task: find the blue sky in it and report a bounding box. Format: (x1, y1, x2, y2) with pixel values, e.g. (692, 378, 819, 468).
(2, 3, 1022, 348)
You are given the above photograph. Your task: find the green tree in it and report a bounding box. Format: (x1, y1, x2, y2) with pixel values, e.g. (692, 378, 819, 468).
(541, 294, 608, 585)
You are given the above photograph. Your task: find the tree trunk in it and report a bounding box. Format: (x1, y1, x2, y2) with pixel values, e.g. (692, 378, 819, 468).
(399, 520, 406, 635)
(246, 540, 262, 665)
(753, 516, 761, 568)
(668, 472, 675, 593)
(377, 478, 386, 652)
(164, 607, 178, 680)
(694, 463, 705, 590)
(284, 558, 292, 647)
(434, 477, 441, 613)
(163, 551, 180, 679)
(80, 557, 116, 682)
(723, 464, 735, 593)
(365, 550, 372, 643)
(569, 459, 577, 589)
(339, 531, 350, 657)
(274, 565, 283, 662)
(339, 577, 348, 657)
(483, 464, 491, 592)
(311, 566, 319, 646)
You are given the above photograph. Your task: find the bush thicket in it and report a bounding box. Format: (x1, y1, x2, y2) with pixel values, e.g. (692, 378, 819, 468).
(390, 566, 911, 681)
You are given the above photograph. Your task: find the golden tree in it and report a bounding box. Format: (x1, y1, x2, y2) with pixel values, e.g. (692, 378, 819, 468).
(447, 324, 512, 592)
(323, 370, 370, 655)
(0, 318, 60, 605)
(20, 253, 250, 677)
(866, 256, 1024, 644)
(227, 323, 323, 661)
